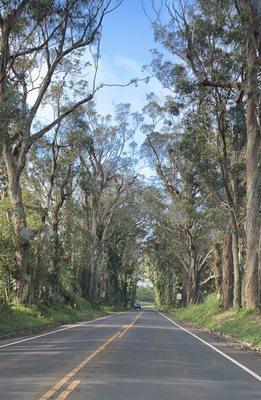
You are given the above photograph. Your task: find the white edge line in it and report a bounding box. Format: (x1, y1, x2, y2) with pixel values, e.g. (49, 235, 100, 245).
(157, 311, 261, 382)
(0, 311, 128, 350)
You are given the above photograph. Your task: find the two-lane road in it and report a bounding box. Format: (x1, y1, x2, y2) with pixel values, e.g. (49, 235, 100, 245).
(0, 309, 260, 399)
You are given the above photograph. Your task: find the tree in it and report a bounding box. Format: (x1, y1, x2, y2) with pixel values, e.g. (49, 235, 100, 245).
(72, 103, 140, 302)
(150, 0, 260, 308)
(103, 186, 146, 306)
(0, 0, 123, 303)
(141, 97, 217, 305)
(136, 285, 154, 303)
(235, 0, 261, 308)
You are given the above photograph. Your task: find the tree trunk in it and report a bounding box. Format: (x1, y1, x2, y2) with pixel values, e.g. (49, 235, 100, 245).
(1, 22, 32, 303)
(87, 247, 98, 303)
(213, 242, 222, 295)
(188, 271, 199, 305)
(244, 27, 261, 308)
(75, 261, 83, 297)
(165, 268, 173, 306)
(122, 280, 128, 307)
(221, 233, 234, 309)
(188, 236, 199, 305)
(231, 231, 241, 308)
(130, 284, 136, 308)
(87, 207, 98, 303)
(181, 271, 189, 306)
(51, 214, 61, 300)
(188, 258, 199, 305)
(3, 146, 32, 303)
(236, 0, 261, 309)
(30, 248, 41, 303)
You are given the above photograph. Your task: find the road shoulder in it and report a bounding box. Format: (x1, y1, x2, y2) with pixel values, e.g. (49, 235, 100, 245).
(158, 310, 261, 379)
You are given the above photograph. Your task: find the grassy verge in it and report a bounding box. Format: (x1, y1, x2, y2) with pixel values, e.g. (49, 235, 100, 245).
(166, 294, 261, 349)
(0, 298, 124, 337)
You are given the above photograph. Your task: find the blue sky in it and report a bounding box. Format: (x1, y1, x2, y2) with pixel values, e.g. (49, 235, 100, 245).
(95, 0, 168, 121)
(93, 0, 169, 178)
(32, 1, 168, 177)
(34, 0, 169, 139)
(102, 0, 154, 62)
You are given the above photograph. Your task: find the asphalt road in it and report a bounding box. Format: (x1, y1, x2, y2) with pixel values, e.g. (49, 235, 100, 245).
(0, 309, 260, 399)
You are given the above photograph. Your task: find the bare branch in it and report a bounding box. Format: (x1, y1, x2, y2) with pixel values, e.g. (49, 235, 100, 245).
(200, 275, 215, 286)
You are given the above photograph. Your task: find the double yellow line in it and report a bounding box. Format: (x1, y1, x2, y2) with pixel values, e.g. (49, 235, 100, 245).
(118, 312, 142, 338)
(56, 381, 80, 400)
(39, 311, 143, 400)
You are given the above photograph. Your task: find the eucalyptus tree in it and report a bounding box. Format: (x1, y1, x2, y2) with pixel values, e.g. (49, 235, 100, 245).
(235, 0, 261, 308)
(141, 98, 218, 305)
(143, 198, 180, 308)
(151, 0, 260, 308)
(176, 105, 245, 308)
(143, 94, 244, 307)
(103, 184, 146, 306)
(0, 0, 123, 303)
(73, 103, 140, 303)
(4, 99, 143, 305)
(25, 125, 77, 302)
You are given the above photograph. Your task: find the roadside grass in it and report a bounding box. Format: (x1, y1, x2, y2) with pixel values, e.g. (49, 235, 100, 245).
(0, 298, 124, 337)
(167, 294, 261, 348)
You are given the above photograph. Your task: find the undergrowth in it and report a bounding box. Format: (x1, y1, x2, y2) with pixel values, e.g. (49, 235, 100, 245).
(167, 294, 261, 348)
(0, 297, 124, 336)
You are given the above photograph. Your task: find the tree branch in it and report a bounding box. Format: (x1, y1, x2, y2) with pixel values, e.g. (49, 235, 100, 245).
(200, 79, 243, 91)
(200, 275, 215, 286)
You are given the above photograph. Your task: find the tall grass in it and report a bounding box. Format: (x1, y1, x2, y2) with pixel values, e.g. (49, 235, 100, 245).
(169, 294, 261, 348)
(0, 298, 122, 336)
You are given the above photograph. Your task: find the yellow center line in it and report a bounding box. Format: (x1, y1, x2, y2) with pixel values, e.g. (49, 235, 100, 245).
(55, 380, 80, 400)
(118, 311, 143, 338)
(38, 311, 143, 400)
(38, 330, 121, 400)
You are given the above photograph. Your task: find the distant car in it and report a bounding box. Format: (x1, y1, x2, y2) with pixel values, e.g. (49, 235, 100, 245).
(134, 303, 142, 310)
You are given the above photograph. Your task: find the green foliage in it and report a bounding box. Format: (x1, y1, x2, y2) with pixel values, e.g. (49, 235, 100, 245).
(0, 199, 15, 290)
(141, 0, 255, 312)
(0, 0, 259, 337)
(136, 285, 154, 303)
(0, 300, 124, 336)
(169, 294, 261, 348)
